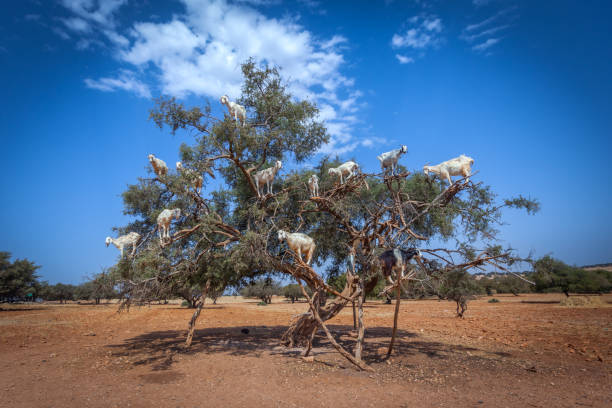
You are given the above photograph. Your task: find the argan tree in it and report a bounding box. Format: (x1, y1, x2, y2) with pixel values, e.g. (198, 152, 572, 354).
(109, 60, 538, 370)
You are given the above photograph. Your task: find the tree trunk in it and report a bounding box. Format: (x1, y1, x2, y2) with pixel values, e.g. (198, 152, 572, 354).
(185, 279, 211, 347)
(354, 280, 365, 361)
(386, 284, 401, 358)
(281, 276, 379, 347)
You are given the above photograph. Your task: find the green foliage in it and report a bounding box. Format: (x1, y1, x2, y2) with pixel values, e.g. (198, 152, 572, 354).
(75, 271, 117, 304)
(39, 283, 77, 303)
(0, 252, 41, 302)
(533, 256, 612, 294)
(437, 269, 484, 317)
(282, 283, 304, 303)
(488, 298, 500, 303)
(240, 278, 281, 304)
(438, 269, 484, 301)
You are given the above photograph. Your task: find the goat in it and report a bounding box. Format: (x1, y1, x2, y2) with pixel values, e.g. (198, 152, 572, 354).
(253, 160, 282, 197)
(423, 155, 474, 185)
(176, 161, 203, 194)
(377, 145, 407, 175)
(328, 161, 359, 184)
(157, 209, 181, 242)
(308, 174, 319, 197)
(220, 95, 246, 126)
(378, 248, 421, 285)
(148, 154, 168, 178)
(105, 232, 141, 257)
(277, 230, 315, 265)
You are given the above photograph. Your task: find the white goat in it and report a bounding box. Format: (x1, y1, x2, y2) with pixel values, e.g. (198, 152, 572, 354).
(253, 160, 282, 197)
(308, 174, 319, 197)
(278, 230, 316, 265)
(220, 95, 246, 126)
(176, 162, 203, 194)
(157, 209, 181, 242)
(328, 161, 359, 184)
(105, 232, 141, 257)
(148, 154, 168, 178)
(377, 145, 407, 175)
(423, 154, 475, 185)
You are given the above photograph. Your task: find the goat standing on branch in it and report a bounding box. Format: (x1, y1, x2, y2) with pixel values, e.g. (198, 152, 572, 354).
(105, 232, 141, 257)
(379, 248, 421, 285)
(328, 161, 359, 184)
(278, 230, 316, 265)
(308, 174, 319, 197)
(377, 145, 407, 176)
(423, 154, 474, 185)
(176, 162, 203, 194)
(253, 160, 282, 197)
(220, 95, 246, 126)
(157, 209, 181, 243)
(148, 154, 168, 178)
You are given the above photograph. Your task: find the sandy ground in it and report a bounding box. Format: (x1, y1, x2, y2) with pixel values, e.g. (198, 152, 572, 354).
(1, 293, 611, 408)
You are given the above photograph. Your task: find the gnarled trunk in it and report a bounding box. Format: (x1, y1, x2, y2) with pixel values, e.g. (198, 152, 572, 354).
(281, 276, 379, 347)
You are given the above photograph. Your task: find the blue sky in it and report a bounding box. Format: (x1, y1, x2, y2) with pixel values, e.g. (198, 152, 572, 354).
(1, 0, 610, 284)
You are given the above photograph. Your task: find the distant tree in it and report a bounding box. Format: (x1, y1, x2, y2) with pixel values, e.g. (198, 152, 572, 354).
(41, 283, 77, 303)
(438, 269, 484, 317)
(208, 283, 225, 305)
(533, 256, 612, 295)
(241, 278, 280, 304)
(0, 252, 41, 302)
(491, 274, 534, 295)
(75, 271, 118, 304)
(282, 284, 304, 303)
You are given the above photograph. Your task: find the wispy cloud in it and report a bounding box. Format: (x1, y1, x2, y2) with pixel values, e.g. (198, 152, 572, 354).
(60, 0, 127, 28)
(465, 6, 515, 32)
(58, 0, 127, 41)
(461, 24, 509, 42)
(84, 70, 151, 98)
(391, 14, 443, 63)
(392, 15, 443, 49)
(472, 38, 499, 52)
(461, 6, 517, 54)
(395, 54, 414, 64)
(61, 17, 91, 33)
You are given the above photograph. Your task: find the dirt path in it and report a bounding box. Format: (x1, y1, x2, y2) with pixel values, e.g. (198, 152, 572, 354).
(1, 294, 611, 407)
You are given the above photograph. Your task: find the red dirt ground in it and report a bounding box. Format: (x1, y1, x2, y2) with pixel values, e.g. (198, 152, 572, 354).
(1, 293, 611, 408)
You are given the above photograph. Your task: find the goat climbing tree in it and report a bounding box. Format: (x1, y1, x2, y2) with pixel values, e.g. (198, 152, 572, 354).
(111, 60, 539, 370)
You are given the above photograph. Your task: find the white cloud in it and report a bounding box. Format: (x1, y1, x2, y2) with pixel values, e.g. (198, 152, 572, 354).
(60, 0, 127, 28)
(68, 0, 361, 156)
(84, 70, 151, 98)
(472, 38, 499, 52)
(321, 35, 347, 50)
(395, 54, 414, 64)
(62, 17, 91, 33)
(52, 27, 71, 40)
(58, 0, 128, 47)
(391, 14, 442, 63)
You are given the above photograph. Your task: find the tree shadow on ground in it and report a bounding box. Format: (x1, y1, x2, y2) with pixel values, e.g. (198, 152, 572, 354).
(0, 306, 49, 312)
(106, 323, 492, 371)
